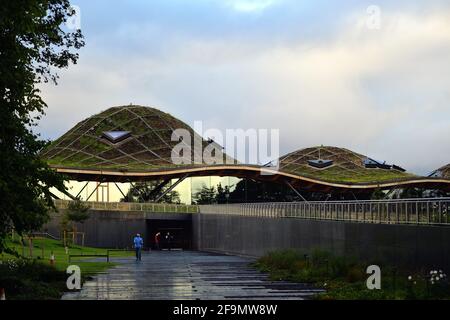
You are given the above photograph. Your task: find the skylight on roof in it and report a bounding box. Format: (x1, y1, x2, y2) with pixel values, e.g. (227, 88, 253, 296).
(102, 131, 131, 143)
(363, 158, 379, 165)
(308, 159, 333, 169)
(428, 170, 442, 178)
(363, 158, 392, 170)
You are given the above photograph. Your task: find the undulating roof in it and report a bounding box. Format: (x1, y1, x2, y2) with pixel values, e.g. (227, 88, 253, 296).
(41, 106, 450, 191)
(41, 105, 234, 171)
(429, 164, 450, 179)
(278, 146, 415, 183)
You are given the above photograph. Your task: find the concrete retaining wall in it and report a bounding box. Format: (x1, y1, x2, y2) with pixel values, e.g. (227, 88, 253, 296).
(43, 210, 191, 248)
(193, 213, 450, 270)
(43, 210, 147, 248)
(42, 207, 450, 270)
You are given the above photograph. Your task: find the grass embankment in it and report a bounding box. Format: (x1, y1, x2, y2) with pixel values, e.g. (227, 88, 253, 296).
(253, 250, 450, 300)
(0, 237, 132, 300)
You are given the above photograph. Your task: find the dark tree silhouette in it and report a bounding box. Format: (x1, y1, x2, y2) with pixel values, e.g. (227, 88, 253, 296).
(0, 0, 84, 250)
(192, 185, 217, 205)
(216, 183, 231, 204)
(64, 199, 90, 245)
(122, 181, 181, 204)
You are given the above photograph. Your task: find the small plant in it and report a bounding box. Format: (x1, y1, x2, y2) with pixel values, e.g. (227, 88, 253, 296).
(429, 270, 447, 285)
(254, 250, 450, 300)
(428, 269, 449, 297)
(346, 266, 365, 283)
(0, 258, 66, 300)
(64, 199, 90, 245)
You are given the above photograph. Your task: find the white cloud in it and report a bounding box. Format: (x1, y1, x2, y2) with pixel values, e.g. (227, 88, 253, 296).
(225, 0, 277, 13)
(38, 8, 450, 174)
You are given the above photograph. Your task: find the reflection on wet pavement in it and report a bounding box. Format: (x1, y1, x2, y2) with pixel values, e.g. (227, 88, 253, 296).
(62, 251, 324, 300)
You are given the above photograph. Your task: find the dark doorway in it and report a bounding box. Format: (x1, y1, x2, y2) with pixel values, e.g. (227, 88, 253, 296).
(146, 219, 192, 250)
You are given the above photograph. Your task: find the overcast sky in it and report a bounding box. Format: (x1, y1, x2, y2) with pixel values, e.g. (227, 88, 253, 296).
(37, 0, 450, 175)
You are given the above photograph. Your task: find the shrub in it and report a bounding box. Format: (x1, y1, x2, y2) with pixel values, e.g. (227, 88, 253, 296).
(346, 266, 365, 283)
(329, 256, 349, 278)
(261, 249, 303, 271)
(0, 258, 66, 300)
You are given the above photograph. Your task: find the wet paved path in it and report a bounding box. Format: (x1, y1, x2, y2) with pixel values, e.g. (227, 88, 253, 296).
(62, 251, 323, 300)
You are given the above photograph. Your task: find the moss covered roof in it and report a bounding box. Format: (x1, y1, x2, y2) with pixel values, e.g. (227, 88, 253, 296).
(430, 164, 450, 179)
(42, 106, 439, 186)
(41, 105, 234, 171)
(278, 146, 415, 184)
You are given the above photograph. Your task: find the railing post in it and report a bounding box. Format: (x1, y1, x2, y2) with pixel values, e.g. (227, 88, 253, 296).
(416, 201, 419, 224)
(406, 202, 409, 224)
(439, 201, 442, 224)
(377, 203, 381, 223)
(396, 202, 399, 224)
(386, 203, 389, 223)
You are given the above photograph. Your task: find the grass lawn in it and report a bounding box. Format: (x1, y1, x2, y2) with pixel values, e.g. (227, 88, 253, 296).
(0, 237, 133, 300)
(253, 249, 450, 300)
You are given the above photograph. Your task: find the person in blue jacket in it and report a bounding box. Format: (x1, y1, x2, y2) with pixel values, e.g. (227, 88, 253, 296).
(133, 233, 144, 261)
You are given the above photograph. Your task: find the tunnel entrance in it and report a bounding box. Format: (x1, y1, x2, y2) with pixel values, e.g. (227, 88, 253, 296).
(146, 219, 192, 250)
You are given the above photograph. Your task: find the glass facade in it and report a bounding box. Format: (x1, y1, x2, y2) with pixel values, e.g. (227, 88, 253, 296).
(51, 176, 241, 205)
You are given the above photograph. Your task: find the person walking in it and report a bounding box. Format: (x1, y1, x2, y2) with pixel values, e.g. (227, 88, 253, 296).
(133, 233, 143, 261)
(165, 232, 173, 251)
(154, 232, 161, 250)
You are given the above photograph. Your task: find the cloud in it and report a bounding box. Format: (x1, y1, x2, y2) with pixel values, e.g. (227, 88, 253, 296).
(37, 4, 450, 174)
(225, 0, 277, 13)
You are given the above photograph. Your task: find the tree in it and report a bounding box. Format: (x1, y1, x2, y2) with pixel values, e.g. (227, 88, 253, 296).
(216, 183, 231, 204)
(228, 179, 288, 203)
(64, 198, 89, 245)
(0, 1, 84, 251)
(66, 199, 90, 225)
(193, 185, 217, 205)
(399, 188, 424, 199)
(371, 188, 386, 200)
(121, 181, 181, 204)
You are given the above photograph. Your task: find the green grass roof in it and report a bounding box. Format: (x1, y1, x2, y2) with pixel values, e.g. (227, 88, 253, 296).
(41, 106, 419, 185)
(278, 146, 415, 184)
(431, 163, 450, 179)
(41, 105, 234, 171)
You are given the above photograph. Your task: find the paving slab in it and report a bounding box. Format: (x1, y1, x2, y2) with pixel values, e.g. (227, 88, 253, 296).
(62, 250, 323, 300)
